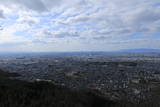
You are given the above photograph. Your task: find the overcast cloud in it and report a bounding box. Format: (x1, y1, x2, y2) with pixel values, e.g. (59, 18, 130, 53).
(0, 0, 159, 52)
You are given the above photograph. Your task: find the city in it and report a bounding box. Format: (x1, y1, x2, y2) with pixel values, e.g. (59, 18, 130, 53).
(0, 52, 160, 106)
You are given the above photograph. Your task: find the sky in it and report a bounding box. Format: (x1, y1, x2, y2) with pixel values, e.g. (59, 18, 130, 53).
(0, 0, 159, 52)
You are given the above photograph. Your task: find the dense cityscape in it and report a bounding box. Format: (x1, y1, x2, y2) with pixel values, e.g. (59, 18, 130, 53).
(0, 53, 160, 106)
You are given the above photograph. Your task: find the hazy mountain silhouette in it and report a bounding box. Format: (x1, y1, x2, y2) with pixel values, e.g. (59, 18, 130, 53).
(119, 48, 160, 53)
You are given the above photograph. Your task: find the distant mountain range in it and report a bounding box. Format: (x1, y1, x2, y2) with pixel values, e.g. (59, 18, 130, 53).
(0, 49, 160, 55)
(119, 48, 160, 53)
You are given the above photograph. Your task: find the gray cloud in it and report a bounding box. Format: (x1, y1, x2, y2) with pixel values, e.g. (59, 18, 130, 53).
(17, 16, 39, 26)
(0, 0, 47, 12)
(125, 7, 160, 33)
(0, 0, 65, 13)
(0, 42, 26, 47)
(16, 0, 48, 12)
(32, 39, 48, 44)
(55, 32, 79, 38)
(55, 0, 160, 38)
(0, 10, 5, 19)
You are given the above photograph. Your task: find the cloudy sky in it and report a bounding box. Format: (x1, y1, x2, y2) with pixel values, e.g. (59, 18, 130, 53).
(0, 0, 159, 52)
